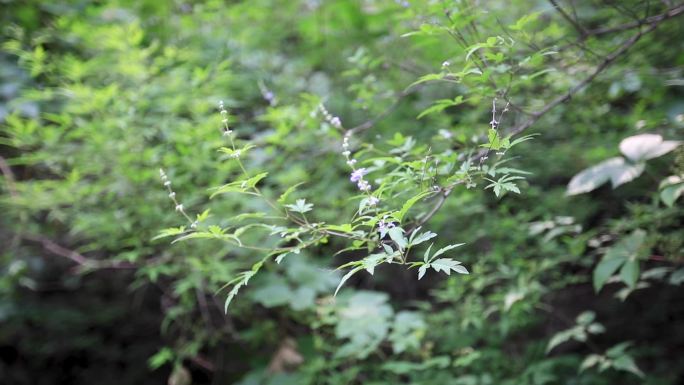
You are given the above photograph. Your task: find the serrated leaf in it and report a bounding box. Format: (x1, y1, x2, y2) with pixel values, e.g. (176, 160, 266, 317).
(395, 191, 431, 222)
(388, 226, 407, 250)
(418, 264, 428, 280)
(431, 243, 465, 261)
(334, 267, 362, 296)
(210, 172, 268, 198)
(430, 258, 468, 275)
(612, 355, 644, 378)
(362, 253, 386, 275)
(285, 198, 313, 213)
(423, 244, 433, 263)
(277, 182, 305, 204)
(218, 143, 255, 158)
(409, 230, 437, 246)
(152, 226, 186, 241)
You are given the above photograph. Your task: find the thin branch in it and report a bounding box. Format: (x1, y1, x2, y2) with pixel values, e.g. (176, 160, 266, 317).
(586, 2, 684, 37)
(347, 87, 417, 135)
(0, 155, 18, 198)
(410, 189, 451, 232)
(21, 234, 136, 270)
(414, 18, 673, 230)
(506, 21, 660, 137)
(549, 0, 589, 36)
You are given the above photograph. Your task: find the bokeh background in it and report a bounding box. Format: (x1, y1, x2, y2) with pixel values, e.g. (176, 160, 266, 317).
(1, 0, 683, 384)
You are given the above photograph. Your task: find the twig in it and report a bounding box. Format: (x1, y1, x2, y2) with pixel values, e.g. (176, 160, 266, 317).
(549, 0, 589, 36)
(413, 19, 671, 230)
(347, 87, 417, 135)
(0, 155, 18, 198)
(585, 3, 684, 37)
(506, 21, 661, 138)
(21, 234, 136, 270)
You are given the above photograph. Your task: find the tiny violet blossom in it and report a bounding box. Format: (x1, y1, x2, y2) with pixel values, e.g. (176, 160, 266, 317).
(258, 80, 276, 105)
(318, 104, 343, 129)
(357, 179, 371, 191)
(378, 219, 396, 234)
(330, 116, 342, 129)
(350, 168, 367, 182)
(439, 129, 453, 139)
(368, 196, 380, 205)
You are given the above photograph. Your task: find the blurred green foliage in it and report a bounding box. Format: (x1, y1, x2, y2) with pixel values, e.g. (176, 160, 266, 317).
(1, 0, 683, 384)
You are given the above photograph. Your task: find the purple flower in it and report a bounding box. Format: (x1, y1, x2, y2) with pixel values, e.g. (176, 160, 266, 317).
(368, 196, 380, 205)
(350, 168, 367, 182)
(357, 180, 371, 191)
(378, 219, 395, 234)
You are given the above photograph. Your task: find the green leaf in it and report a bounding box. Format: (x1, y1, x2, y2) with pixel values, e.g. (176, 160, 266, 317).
(326, 223, 354, 233)
(619, 259, 639, 288)
(388, 226, 408, 250)
(612, 355, 644, 378)
(334, 267, 362, 296)
(416, 96, 464, 119)
(546, 329, 574, 353)
(362, 253, 386, 275)
(409, 230, 437, 246)
(430, 258, 468, 275)
(593, 256, 623, 292)
(395, 191, 431, 222)
(152, 226, 186, 241)
(510, 11, 541, 31)
(579, 354, 602, 372)
(594, 229, 647, 291)
(224, 270, 256, 311)
(210, 172, 268, 198)
(567, 157, 637, 195)
(277, 182, 305, 204)
(218, 143, 255, 158)
(576, 311, 595, 325)
(430, 243, 465, 261)
(285, 198, 313, 213)
(659, 176, 684, 207)
(418, 264, 428, 280)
